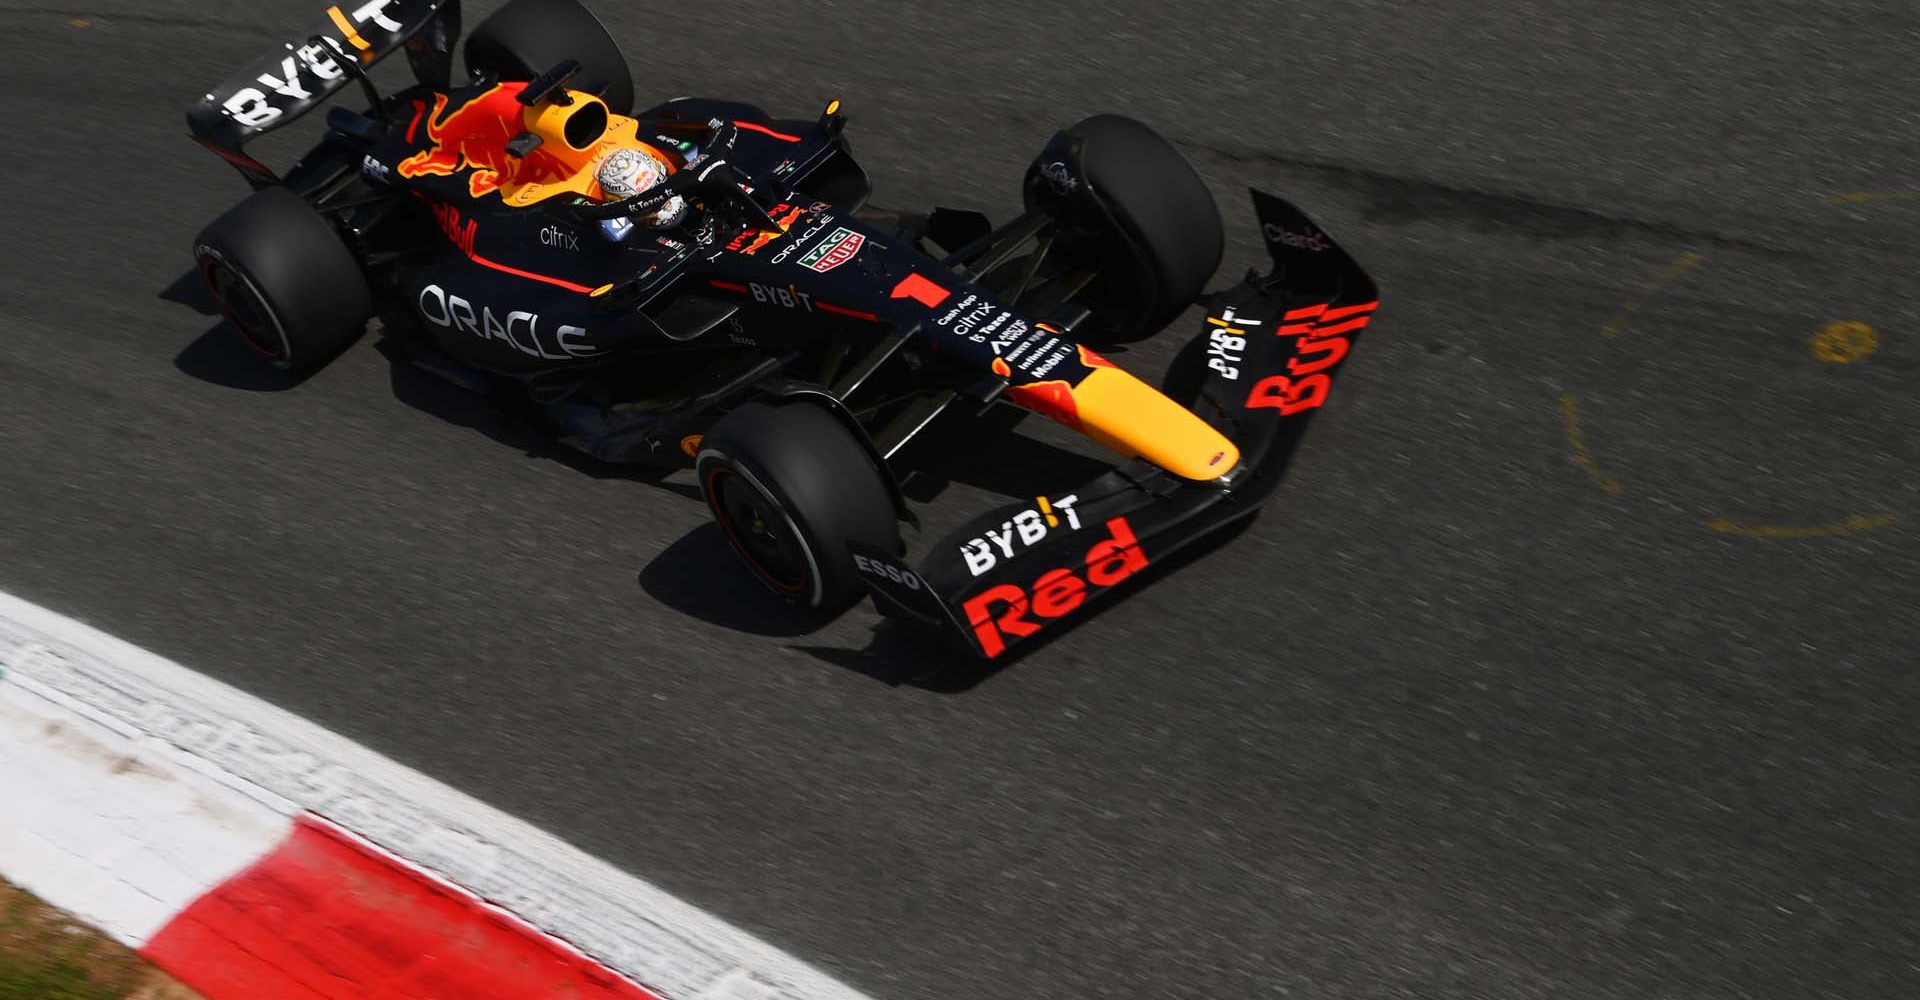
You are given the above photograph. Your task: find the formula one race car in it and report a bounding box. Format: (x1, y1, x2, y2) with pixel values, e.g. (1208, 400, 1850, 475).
(186, 0, 1379, 660)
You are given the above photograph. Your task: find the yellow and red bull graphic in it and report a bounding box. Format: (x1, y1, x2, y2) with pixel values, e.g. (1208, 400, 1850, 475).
(961, 517, 1149, 658)
(399, 84, 582, 199)
(1006, 378, 1078, 425)
(996, 345, 1122, 429)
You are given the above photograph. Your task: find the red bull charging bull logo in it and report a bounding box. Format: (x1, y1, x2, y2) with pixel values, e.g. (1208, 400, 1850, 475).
(399, 84, 580, 199)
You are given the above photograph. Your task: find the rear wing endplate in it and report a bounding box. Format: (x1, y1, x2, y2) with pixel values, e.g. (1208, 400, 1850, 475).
(186, 0, 461, 186)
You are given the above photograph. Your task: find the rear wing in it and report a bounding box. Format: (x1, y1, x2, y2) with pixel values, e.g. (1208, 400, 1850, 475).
(186, 0, 462, 186)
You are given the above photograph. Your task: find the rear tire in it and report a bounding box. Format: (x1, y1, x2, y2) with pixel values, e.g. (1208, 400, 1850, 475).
(1024, 115, 1224, 343)
(696, 401, 900, 611)
(464, 0, 634, 115)
(193, 187, 372, 374)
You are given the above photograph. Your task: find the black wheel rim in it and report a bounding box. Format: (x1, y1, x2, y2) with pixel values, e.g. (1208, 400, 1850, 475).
(705, 467, 810, 594)
(201, 258, 284, 359)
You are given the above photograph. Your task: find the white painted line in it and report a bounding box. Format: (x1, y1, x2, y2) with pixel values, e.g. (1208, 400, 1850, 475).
(0, 590, 875, 1000)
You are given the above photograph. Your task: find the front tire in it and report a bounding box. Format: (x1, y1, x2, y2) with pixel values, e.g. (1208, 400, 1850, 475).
(695, 402, 900, 611)
(1025, 115, 1224, 343)
(193, 186, 373, 374)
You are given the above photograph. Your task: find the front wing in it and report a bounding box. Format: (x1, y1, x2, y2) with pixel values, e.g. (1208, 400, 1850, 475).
(851, 190, 1381, 659)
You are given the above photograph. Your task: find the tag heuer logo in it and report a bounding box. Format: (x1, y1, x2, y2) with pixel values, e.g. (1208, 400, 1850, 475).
(798, 228, 865, 273)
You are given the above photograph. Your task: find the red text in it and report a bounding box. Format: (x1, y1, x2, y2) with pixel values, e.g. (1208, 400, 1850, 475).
(961, 517, 1148, 657)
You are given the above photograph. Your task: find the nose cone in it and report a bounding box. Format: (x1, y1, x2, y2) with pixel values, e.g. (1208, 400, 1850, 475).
(1067, 365, 1241, 481)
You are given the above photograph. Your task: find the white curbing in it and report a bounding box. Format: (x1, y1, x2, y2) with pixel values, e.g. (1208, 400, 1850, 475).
(0, 590, 875, 1000)
(0, 683, 286, 944)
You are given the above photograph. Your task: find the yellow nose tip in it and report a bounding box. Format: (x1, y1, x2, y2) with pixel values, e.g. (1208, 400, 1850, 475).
(1067, 367, 1243, 482)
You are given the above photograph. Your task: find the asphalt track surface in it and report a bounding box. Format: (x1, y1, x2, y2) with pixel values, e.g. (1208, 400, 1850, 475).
(2, 2, 1917, 998)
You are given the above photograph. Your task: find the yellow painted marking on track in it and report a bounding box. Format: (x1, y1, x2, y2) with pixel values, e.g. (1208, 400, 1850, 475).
(1558, 394, 1623, 497)
(1602, 252, 1704, 339)
(1824, 191, 1920, 206)
(326, 6, 373, 50)
(1573, 197, 1906, 535)
(1810, 320, 1878, 364)
(1705, 515, 1894, 539)
(70, 18, 90, 28)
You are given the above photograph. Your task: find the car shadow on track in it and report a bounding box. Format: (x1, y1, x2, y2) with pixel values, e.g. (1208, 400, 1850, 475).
(637, 524, 843, 639)
(159, 269, 217, 317)
(374, 341, 706, 498)
(174, 323, 315, 391)
(788, 625, 980, 689)
(163, 269, 315, 392)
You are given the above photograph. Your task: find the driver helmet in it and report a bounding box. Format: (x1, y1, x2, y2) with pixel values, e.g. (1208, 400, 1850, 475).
(596, 146, 688, 228)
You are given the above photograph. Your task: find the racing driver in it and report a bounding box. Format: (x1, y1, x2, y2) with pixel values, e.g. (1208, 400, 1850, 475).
(594, 144, 691, 231)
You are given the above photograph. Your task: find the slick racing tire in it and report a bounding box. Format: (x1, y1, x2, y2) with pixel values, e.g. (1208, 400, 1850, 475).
(193, 187, 373, 375)
(696, 401, 900, 612)
(1024, 115, 1224, 343)
(465, 0, 635, 115)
